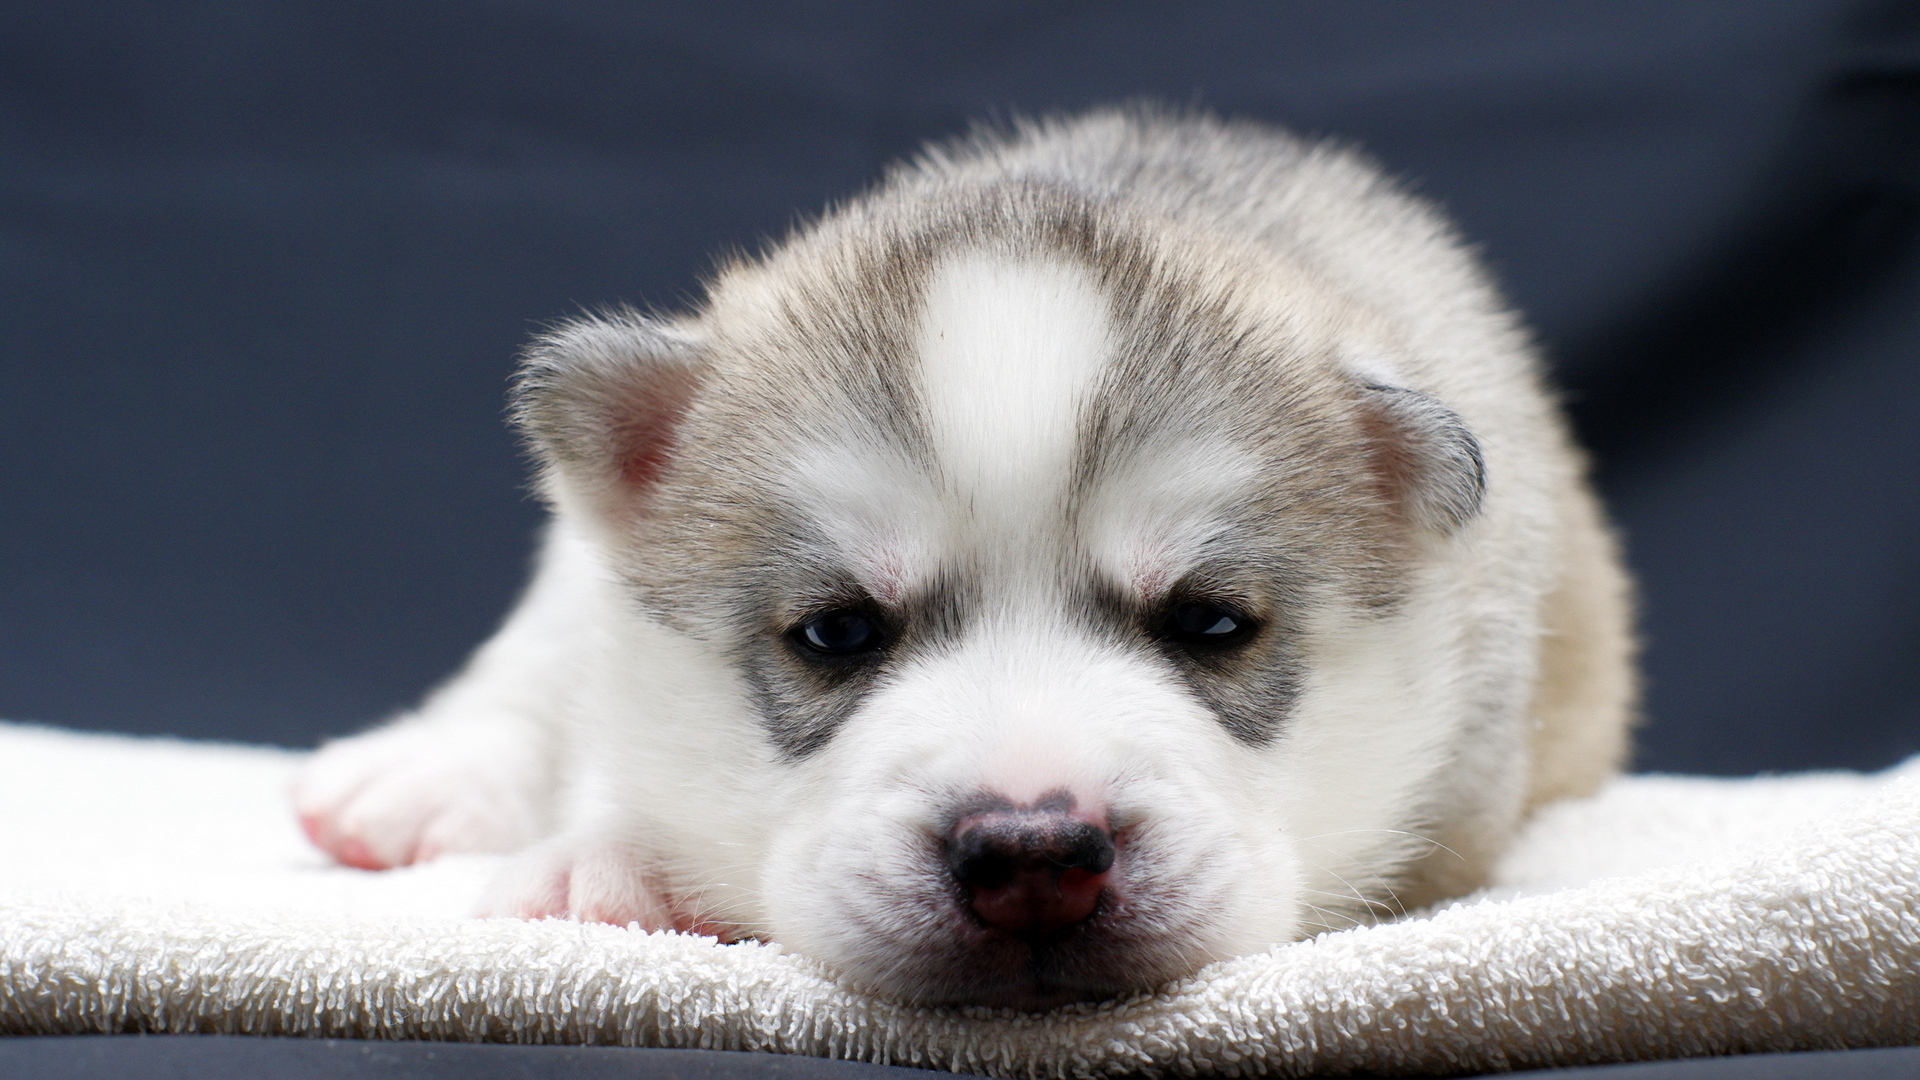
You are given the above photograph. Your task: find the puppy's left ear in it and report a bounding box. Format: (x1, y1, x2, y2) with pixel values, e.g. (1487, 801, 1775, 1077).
(1355, 382, 1486, 535)
(512, 308, 707, 522)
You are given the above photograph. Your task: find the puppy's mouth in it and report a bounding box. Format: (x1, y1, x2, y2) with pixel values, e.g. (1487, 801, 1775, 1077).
(879, 867, 1208, 1009)
(933, 892, 1136, 1009)
(836, 802, 1204, 1008)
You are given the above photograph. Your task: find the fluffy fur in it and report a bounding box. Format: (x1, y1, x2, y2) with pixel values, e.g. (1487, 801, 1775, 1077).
(293, 108, 1635, 1007)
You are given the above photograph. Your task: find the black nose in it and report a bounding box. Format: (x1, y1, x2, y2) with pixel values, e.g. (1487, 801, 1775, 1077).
(947, 806, 1115, 936)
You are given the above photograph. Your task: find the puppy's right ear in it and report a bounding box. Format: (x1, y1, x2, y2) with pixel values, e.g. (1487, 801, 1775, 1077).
(512, 308, 706, 523)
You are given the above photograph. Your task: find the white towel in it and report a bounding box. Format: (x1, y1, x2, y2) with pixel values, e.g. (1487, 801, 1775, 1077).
(2, 720, 1916, 1076)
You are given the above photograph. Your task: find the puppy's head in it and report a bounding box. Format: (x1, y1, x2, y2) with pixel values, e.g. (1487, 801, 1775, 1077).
(515, 187, 1487, 1006)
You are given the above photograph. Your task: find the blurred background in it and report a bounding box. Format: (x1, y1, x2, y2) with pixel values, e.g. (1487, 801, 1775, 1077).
(1, 0, 1915, 775)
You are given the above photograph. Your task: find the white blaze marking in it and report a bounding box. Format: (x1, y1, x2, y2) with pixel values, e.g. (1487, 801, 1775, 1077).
(916, 254, 1114, 534)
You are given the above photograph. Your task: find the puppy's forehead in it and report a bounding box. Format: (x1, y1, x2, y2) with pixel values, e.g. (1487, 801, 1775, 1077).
(757, 244, 1259, 600)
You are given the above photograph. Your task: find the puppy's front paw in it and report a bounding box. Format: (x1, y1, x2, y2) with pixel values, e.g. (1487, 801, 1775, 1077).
(292, 719, 545, 870)
(478, 836, 733, 938)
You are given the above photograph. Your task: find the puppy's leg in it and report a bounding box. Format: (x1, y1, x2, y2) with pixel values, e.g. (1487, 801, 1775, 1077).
(472, 734, 733, 934)
(293, 522, 604, 869)
(476, 826, 737, 937)
(473, 828, 667, 928)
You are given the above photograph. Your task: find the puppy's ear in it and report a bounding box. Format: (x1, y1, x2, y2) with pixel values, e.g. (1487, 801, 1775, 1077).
(1355, 383, 1486, 535)
(512, 308, 706, 521)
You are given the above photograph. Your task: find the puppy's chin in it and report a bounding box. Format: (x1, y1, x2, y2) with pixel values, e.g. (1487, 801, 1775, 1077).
(773, 842, 1264, 1009)
(874, 920, 1205, 1010)
(837, 892, 1244, 1009)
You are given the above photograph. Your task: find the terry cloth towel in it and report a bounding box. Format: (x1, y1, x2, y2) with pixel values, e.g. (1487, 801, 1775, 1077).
(1, 722, 1917, 1077)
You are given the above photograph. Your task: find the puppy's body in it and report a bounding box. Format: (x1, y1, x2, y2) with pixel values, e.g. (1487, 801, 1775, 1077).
(295, 110, 1634, 1007)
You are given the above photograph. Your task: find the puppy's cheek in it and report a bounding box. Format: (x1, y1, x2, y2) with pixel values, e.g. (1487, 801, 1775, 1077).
(758, 812, 920, 949)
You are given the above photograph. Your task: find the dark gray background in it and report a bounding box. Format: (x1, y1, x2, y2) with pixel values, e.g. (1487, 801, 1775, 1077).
(3, 0, 1917, 775)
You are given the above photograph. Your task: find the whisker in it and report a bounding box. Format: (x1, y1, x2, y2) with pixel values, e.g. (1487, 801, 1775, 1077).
(1298, 900, 1360, 934)
(1295, 843, 1415, 924)
(1302, 828, 1465, 864)
(1299, 885, 1399, 915)
(1306, 860, 1405, 921)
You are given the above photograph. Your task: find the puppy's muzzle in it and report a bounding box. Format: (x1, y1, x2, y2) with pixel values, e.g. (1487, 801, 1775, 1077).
(946, 801, 1115, 936)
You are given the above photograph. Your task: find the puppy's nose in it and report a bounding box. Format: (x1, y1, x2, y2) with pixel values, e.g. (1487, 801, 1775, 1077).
(947, 806, 1115, 936)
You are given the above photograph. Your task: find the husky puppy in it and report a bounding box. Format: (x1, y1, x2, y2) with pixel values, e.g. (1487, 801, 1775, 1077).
(293, 109, 1635, 1008)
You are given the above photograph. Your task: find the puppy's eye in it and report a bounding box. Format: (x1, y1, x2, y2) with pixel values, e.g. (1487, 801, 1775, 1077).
(791, 609, 885, 657)
(1160, 601, 1256, 647)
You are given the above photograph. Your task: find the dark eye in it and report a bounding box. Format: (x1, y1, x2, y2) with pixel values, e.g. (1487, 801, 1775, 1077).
(790, 609, 885, 657)
(1160, 601, 1257, 648)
